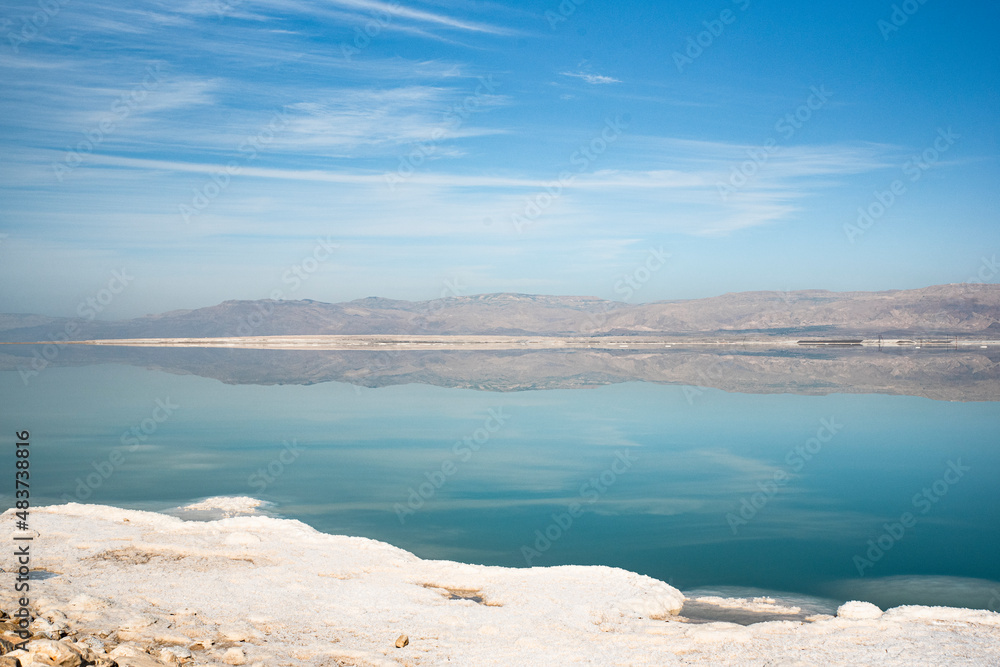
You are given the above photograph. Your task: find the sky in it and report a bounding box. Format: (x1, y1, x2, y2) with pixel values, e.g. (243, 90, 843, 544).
(0, 0, 998, 318)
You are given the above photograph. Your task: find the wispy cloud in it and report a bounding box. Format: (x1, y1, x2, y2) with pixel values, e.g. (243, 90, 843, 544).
(560, 71, 622, 85)
(329, 0, 511, 35)
(0, 136, 893, 242)
(165, 0, 512, 36)
(280, 85, 507, 152)
(0, 0, 988, 315)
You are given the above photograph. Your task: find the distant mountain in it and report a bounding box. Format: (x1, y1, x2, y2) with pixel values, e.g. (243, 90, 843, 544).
(1, 284, 998, 342)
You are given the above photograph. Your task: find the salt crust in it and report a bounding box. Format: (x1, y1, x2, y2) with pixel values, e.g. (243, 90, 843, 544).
(3, 503, 1000, 666)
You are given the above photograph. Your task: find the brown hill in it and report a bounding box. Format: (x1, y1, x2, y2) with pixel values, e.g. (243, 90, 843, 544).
(0, 283, 997, 342)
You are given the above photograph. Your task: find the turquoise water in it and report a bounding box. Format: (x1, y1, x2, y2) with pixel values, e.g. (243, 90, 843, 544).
(3, 359, 999, 610)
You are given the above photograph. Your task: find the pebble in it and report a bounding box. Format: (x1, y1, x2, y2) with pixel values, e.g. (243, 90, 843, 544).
(222, 647, 247, 665)
(109, 642, 173, 666)
(110, 643, 150, 659)
(149, 631, 193, 647)
(114, 655, 172, 667)
(217, 624, 261, 643)
(30, 617, 68, 639)
(158, 646, 193, 663)
(395, 634, 409, 648)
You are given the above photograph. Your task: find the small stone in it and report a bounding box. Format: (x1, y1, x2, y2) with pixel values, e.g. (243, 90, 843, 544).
(0, 655, 20, 667)
(110, 644, 149, 660)
(150, 632, 193, 647)
(394, 634, 409, 649)
(43, 612, 69, 626)
(115, 657, 170, 667)
(217, 624, 261, 643)
(29, 618, 66, 640)
(222, 647, 246, 665)
(158, 646, 192, 664)
(76, 636, 106, 654)
(69, 642, 98, 663)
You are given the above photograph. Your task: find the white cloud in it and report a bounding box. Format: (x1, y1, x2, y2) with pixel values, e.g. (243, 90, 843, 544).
(5, 136, 890, 241)
(560, 71, 622, 85)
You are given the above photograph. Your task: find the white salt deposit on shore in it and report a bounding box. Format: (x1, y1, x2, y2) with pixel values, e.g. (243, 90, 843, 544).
(166, 496, 275, 521)
(3, 502, 1000, 666)
(178, 497, 267, 514)
(691, 596, 801, 615)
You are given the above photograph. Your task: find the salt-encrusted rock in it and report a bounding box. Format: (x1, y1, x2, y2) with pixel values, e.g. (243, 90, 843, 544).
(62, 642, 98, 664)
(108, 647, 169, 667)
(92, 657, 119, 667)
(217, 623, 262, 643)
(19, 638, 86, 666)
(43, 612, 69, 626)
(836, 601, 883, 620)
(113, 656, 170, 667)
(0, 621, 23, 634)
(148, 631, 192, 647)
(0, 655, 20, 667)
(221, 647, 246, 665)
(0, 637, 14, 655)
(29, 618, 67, 640)
(157, 646, 192, 664)
(109, 644, 148, 660)
(74, 636, 106, 654)
(108, 643, 168, 666)
(119, 617, 157, 633)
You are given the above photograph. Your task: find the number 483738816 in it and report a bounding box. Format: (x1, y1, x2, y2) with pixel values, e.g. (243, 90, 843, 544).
(15, 430, 29, 527)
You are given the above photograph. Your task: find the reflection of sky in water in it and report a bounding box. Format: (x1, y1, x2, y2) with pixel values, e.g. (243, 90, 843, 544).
(3, 363, 999, 609)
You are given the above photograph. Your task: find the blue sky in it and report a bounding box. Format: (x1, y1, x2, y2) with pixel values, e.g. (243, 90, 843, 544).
(0, 0, 997, 318)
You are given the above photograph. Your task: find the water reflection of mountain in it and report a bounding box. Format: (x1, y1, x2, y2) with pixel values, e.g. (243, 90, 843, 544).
(2, 344, 997, 402)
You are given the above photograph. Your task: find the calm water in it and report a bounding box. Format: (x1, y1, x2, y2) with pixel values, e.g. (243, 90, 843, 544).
(3, 354, 1000, 610)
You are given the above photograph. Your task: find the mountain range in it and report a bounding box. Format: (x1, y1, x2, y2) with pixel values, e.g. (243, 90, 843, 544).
(2, 283, 999, 342)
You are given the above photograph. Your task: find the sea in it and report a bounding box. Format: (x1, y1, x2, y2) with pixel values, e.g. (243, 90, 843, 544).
(3, 345, 999, 612)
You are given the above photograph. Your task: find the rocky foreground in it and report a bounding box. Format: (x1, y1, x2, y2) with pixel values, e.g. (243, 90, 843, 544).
(2, 502, 1000, 666)
(0, 611, 201, 666)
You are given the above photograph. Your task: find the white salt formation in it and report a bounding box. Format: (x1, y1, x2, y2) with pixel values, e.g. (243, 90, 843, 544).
(2, 502, 999, 666)
(178, 497, 266, 514)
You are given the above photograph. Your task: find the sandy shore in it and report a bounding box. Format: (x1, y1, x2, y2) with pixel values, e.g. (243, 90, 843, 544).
(2, 501, 999, 666)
